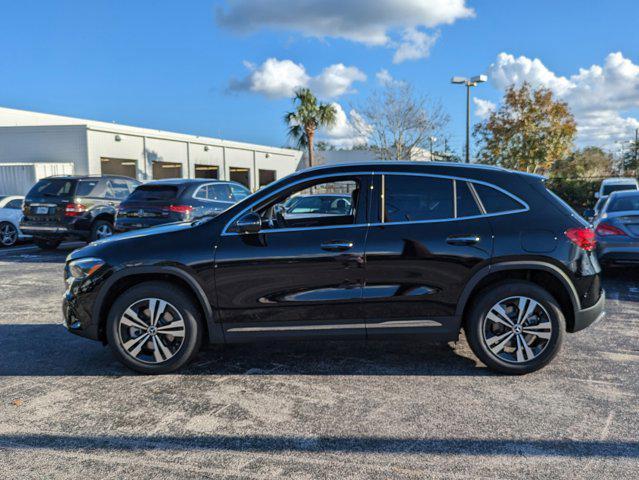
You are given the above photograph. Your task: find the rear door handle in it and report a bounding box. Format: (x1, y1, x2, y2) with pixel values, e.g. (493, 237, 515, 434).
(446, 234, 480, 246)
(321, 241, 354, 251)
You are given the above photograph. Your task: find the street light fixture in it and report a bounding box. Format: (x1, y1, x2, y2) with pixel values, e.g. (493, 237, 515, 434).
(451, 74, 487, 163)
(428, 136, 437, 160)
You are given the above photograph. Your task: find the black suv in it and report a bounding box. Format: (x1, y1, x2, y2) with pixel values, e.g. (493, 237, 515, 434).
(115, 179, 250, 232)
(21, 175, 140, 249)
(62, 162, 605, 374)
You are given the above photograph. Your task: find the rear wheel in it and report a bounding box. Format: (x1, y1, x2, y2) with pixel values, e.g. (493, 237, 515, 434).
(90, 220, 114, 242)
(0, 222, 18, 247)
(34, 237, 62, 250)
(464, 281, 565, 374)
(106, 282, 203, 374)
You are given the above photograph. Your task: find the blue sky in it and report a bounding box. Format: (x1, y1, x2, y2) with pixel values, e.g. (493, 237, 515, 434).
(1, 0, 638, 155)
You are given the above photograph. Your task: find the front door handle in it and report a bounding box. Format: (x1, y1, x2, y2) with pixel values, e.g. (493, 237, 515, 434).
(446, 234, 480, 246)
(321, 241, 354, 251)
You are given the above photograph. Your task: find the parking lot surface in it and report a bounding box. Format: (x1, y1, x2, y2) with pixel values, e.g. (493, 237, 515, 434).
(0, 244, 638, 479)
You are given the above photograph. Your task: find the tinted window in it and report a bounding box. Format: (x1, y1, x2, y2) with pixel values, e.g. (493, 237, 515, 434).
(28, 179, 74, 197)
(75, 180, 101, 197)
(6, 199, 23, 209)
(127, 185, 178, 201)
(456, 181, 481, 217)
(608, 194, 639, 212)
(104, 179, 132, 199)
(384, 175, 453, 222)
(473, 183, 524, 214)
(208, 184, 233, 201)
(230, 184, 250, 201)
(602, 184, 637, 196)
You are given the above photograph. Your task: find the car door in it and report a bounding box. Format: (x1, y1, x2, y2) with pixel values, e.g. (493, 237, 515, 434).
(214, 174, 371, 341)
(362, 173, 493, 337)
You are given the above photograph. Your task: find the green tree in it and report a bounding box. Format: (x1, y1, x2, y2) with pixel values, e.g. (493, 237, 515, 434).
(284, 88, 337, 167)
(621, 137, 639, 176)
(551, 146, 614, 179)
(474, 82, 577, 174)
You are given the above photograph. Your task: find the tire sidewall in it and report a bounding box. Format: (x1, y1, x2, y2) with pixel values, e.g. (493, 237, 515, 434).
(106, 282, 202, 374)
(465, 281, 565, 374)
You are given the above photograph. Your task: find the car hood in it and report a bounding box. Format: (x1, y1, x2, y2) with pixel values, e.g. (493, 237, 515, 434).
(66, 221, 196, 262)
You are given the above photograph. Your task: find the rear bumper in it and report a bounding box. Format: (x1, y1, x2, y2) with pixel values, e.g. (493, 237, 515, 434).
(571, 289, 605, 333)
(20, 223, 87, 239)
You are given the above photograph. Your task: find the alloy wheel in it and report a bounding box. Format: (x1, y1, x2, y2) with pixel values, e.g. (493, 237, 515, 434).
(482, 296, 553, 364)
(96, 224, 113, 239)
(0, 223, 18, 246)
(117, 298, 186, 364)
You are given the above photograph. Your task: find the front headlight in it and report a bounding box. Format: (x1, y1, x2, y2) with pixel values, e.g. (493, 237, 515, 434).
(66, 257, 105, 283)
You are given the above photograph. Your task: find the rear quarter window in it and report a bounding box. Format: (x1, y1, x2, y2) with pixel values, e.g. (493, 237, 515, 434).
(473, 183, 525, 214)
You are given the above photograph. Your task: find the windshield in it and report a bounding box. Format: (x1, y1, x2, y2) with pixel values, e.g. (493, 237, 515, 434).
(127, 185, 178, 202)
(602, 184, 637, 196)
(607, 194, 639, 213)
(28, 178, 75, 197)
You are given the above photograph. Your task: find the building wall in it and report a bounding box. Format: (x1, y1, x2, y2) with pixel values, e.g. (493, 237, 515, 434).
(0, 125, 88, 173)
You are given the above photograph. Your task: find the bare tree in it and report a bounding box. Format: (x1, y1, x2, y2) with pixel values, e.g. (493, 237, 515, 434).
(354, 83, 450, 161)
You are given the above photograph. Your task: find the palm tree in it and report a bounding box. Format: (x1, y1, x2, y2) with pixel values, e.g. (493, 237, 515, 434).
(284, 88, 337, 167)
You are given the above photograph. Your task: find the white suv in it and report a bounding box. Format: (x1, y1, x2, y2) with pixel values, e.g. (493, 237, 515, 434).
(596, 178, 639, 199)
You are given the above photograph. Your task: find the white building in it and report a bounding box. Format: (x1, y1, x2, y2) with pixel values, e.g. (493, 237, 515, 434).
(0, 106, 302, 193)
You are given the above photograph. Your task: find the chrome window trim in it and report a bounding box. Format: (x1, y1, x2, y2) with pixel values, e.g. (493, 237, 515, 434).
(467, 181, 487, 214)
(221, 170, 529, 236)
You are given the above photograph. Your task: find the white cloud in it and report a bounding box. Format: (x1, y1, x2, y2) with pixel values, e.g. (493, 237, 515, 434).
(376, 69, 406, 87)
(393, 28, 439, 64)
(217, 0, 473, 62)
(230, 58, 366, 99)
(320, 103, 371, 149)
(473, 97, 496, 119)
(486, 52, 639, 147)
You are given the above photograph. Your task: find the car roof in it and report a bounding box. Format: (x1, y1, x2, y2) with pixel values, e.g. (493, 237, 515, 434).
(601, 177, 638, 185)
(293, 193, 351, 198)
(140, 179, 245, 187)
(44, 175, 136, 181)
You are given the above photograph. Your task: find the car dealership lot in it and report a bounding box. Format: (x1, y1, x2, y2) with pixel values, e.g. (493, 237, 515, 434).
(0, 245, 637, 479)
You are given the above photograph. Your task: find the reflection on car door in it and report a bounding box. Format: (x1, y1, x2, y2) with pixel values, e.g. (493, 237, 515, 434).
(214, 175, 371, 341)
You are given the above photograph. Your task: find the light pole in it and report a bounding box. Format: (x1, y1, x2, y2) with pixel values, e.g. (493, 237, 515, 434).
(429, 136, 437, 160)
(451, 75, 487, 163)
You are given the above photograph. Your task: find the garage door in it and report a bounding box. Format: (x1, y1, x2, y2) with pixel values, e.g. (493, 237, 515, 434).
(100, 158, 138, 179)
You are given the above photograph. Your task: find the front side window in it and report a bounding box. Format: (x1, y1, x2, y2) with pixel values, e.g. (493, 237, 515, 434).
(6, 199, 23, 209)
(384, 175, 453, 222)
(473, 183, 525, 214)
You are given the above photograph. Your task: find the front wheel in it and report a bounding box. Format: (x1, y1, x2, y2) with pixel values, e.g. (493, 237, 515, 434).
(0, 222, 18, 247)
(106, 282, 203, 374)
(464, 281, 565, 374)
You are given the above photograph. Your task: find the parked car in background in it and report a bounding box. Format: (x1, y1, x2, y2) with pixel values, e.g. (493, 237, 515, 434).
(20, 175, 141, 250)
(0, 195, 29, 247)
(115, 179, 250, 232)
(593, 190, 639, 267)
(584, 196, 608, 222)
(278, 194, 352, 222)
(63, 162, 604, 375)
(595, 178, 638, 199)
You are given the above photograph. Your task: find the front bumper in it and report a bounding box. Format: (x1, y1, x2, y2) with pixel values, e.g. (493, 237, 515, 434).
(571, 289, 605, 333)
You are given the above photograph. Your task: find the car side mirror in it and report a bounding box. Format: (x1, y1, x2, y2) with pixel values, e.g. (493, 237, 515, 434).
(235, 212, 261, 234)
(583, 209, 595, 220)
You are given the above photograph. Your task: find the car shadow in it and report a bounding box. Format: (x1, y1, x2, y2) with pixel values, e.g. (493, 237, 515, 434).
(0, 323, 485, 377)
(0, 243, 84, 263)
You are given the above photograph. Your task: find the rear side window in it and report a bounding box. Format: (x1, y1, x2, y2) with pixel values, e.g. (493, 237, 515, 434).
(75, 180, 100, 197)
(208, 184, 233, 202)
(28, 179, 74, 197)
(127, 185, 178, 201)
(456, 181, 481, 217)
(473, 183, 524, 214)
(384, 175, 453, 222)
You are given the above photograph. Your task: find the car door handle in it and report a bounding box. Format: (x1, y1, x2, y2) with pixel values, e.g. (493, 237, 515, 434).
(321, 241, 354, 251)
(446, 234, 480, 246)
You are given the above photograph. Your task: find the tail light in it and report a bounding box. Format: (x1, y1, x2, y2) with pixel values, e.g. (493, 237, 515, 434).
(65, 203, 87, 217)
(595, 223, 627, 237)
(565, 227, 596, 251)
(166, 205, 193, 219)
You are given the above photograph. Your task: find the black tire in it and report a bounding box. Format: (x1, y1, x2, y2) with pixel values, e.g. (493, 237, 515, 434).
(464, 281, 565, 375)
(106, 281, 203, 374)
(0, 222, 19, 247)
(34, 237, 62, 250)
(89, 219, 114, 242)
